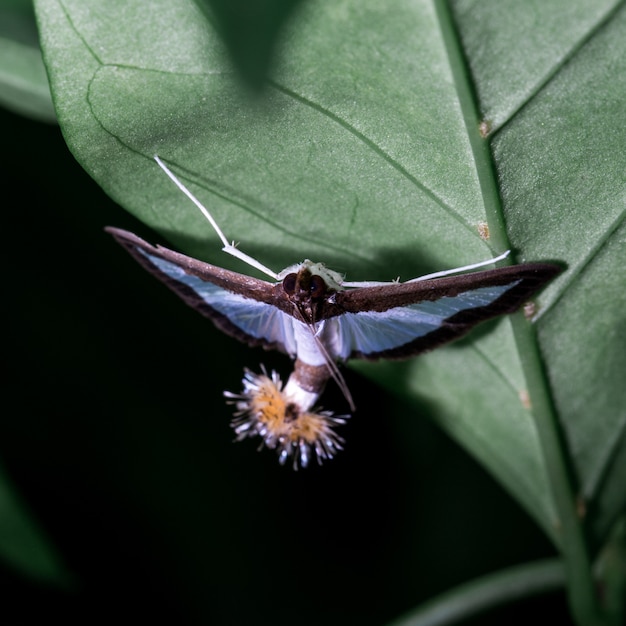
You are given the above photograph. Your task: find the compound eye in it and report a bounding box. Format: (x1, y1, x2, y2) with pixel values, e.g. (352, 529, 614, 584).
(282, 273, 297, 295)
(310, 275, 326, 298)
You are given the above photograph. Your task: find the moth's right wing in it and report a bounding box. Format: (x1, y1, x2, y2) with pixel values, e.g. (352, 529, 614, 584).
(325, 263, 560, 360)
(106, 228, 297, 356)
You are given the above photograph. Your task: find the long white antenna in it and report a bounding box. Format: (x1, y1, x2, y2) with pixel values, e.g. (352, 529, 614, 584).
(342, 250, 511, 288)
(154, 155, 279, 280)
(409, 250, 510, 282)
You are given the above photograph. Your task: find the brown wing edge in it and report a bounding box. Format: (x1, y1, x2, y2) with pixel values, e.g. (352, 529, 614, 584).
(105, 227, 290, 354)
(332, 263, 562, 314)
(342, 263, 563, 361)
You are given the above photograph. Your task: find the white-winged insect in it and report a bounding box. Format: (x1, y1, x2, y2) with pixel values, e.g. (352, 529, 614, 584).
(106, 156, 560, 468)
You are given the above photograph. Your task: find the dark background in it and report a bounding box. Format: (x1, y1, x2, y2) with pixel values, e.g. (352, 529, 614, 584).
(1, 105, 570, 625)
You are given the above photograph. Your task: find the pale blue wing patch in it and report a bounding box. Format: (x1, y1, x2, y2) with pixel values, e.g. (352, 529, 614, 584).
(140, 250, 297, 355)
(329, 283, 519, 359)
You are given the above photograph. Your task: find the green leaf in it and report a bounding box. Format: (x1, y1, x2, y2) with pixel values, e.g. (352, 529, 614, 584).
(34, 0, 625, 619)
(196, 0, 306, 90)
(388, 558, 565, 626)
(0, 461, 71, 585)
(487, 4, 626, 549)
(454, 0, 626, 548)
(0, 0, 55, 122)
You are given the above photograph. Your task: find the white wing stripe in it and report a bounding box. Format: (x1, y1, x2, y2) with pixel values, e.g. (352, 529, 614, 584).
(141, 250, 297, 355)
(332, 283, 518, 358)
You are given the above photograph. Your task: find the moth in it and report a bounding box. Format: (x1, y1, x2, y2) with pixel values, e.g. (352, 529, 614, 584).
(107, 156, 560, 468)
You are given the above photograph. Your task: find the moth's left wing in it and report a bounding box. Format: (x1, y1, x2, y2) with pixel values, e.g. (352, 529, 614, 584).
(325, 264, 561, 360)
(106, 228, 297, 355)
